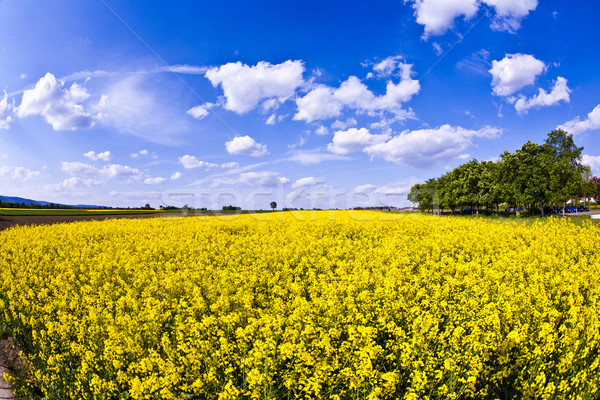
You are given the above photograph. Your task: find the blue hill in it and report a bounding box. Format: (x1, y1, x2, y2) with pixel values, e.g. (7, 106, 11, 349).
(0, 195, 102, 208)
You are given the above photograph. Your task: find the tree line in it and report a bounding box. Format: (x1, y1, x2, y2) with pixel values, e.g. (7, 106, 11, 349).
(407, 129, 600, 217)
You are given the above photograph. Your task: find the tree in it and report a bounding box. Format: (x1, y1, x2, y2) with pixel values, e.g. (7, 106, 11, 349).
(407, 179, 438, 213)
(514, 141, 552, 216)
(270, 201, 277, 211)
(544, 129, 585, 216)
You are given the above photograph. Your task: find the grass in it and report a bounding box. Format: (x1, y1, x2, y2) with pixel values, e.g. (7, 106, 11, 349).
(437, 212, 600, 226)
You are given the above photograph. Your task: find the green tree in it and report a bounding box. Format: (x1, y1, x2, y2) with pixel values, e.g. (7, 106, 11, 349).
(270, 201, 277, 211)
(407, 178, 438, 213)
(544, 129, 585, 216)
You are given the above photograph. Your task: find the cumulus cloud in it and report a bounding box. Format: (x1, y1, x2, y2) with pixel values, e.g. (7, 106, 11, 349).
(558, 104, 600, 136)
(83, 150, 111, 161)
(225, 135, 268, 157)
(179, 155, 219, 169)
(407, 0, 479, 38)
(370, 56, 413, 78)
(61, 161, 142, 179)
(143, 177, 167, 185)
(489, 54, 545, 96)
(331, 118, 357, 130)
(354, 184, 378, 193)
(582, 155, 600, 175)
(179, 155, 239, 169)
(327, 128, 391, 155)
(130, 149, 157, 159)
(294, 65, 420, 122)
(0, 166, 41, 180)
(187, 102, 214, 120)
(17, 72, 94, 130)
(512, 77, 570, 115)
(0, 91, 14, 129)
(407, 0, 537, 37)
(363, 124, 501, 167)
(170, 171, 182, 180)
(265, 114, 276, 125)
(205, 60, 304, 114)
(315, 125, 329, 135)
(481, 0, 538, 32)
(292, 177, 321, 188)
(239, 171, 289, 186)
(213, 171, 289, 188)
(48, 177, 104, 192)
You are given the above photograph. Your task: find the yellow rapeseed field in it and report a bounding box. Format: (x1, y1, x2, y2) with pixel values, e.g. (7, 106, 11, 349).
(1, 211, 599, 399)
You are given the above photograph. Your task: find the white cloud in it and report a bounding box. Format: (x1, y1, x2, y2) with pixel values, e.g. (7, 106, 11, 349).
(285, 150, 351, 165)
(489, 54, 545, 96)
(212, 171, 289, 188)
(186, 103, 214, 120)
(583, 155, 600, 175)
(408, 0, 537, 37)
(144, 177, 167, 185)
(239, 171, 289, 186)
(0, 166, 41, 180)
(371, 56, 410, 78)
(0, 91, 15, 129)
(83, 150, 111, 161)
(331, 117, 357, 130)
(408, 0, 479, 38)
(558, 104, 600, 135)
(327, 128, 391, 155)
(481, 0, 538, 32)
(205, 60, 305, 114)
(292, 176, 321, 188)
(17, 72, 94, 130)
(294, 67, 420, 122)
(363, 124, 501, 167)
(512, 77, 570, 115)
(161, 64, 209, 74)
(315, 125, 329, 135)
(179, 155, 219, 169)
(293, 86, 342, 122)
(47, 177, 104, 192)
(179, 155, 240, 169)
(94, 75, 187, 144)
(61, 161, 142, 179)
(170, 171, 182, 180)
(374, 183, 413, 195)
(265, 114, 276, 125)
(225, 135, 268, 157)
(130, 149, 157, 159)
(354, 184, 377, 193)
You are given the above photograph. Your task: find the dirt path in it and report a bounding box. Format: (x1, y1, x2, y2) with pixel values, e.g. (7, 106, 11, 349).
(0, 339, 16, 400)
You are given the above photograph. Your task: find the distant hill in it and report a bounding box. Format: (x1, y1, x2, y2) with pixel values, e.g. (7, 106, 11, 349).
(0, 195, 102, 209)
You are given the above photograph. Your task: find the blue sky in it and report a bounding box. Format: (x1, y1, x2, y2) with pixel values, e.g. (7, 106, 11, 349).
(1, 0, 599, 209)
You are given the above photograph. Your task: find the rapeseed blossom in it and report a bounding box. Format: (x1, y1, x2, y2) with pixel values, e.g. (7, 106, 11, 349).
(0, 211, 599, 399)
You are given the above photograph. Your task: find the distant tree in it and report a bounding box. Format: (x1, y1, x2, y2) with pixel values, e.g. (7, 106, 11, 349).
(270, 201, 277, 211)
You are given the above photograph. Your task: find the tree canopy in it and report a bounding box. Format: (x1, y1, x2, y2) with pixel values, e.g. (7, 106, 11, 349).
(407, 130, 594, 216)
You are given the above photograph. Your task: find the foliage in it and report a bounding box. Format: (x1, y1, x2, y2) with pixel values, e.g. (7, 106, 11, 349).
(1, 212, 600, 399)
(408, 130, 593, 215)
